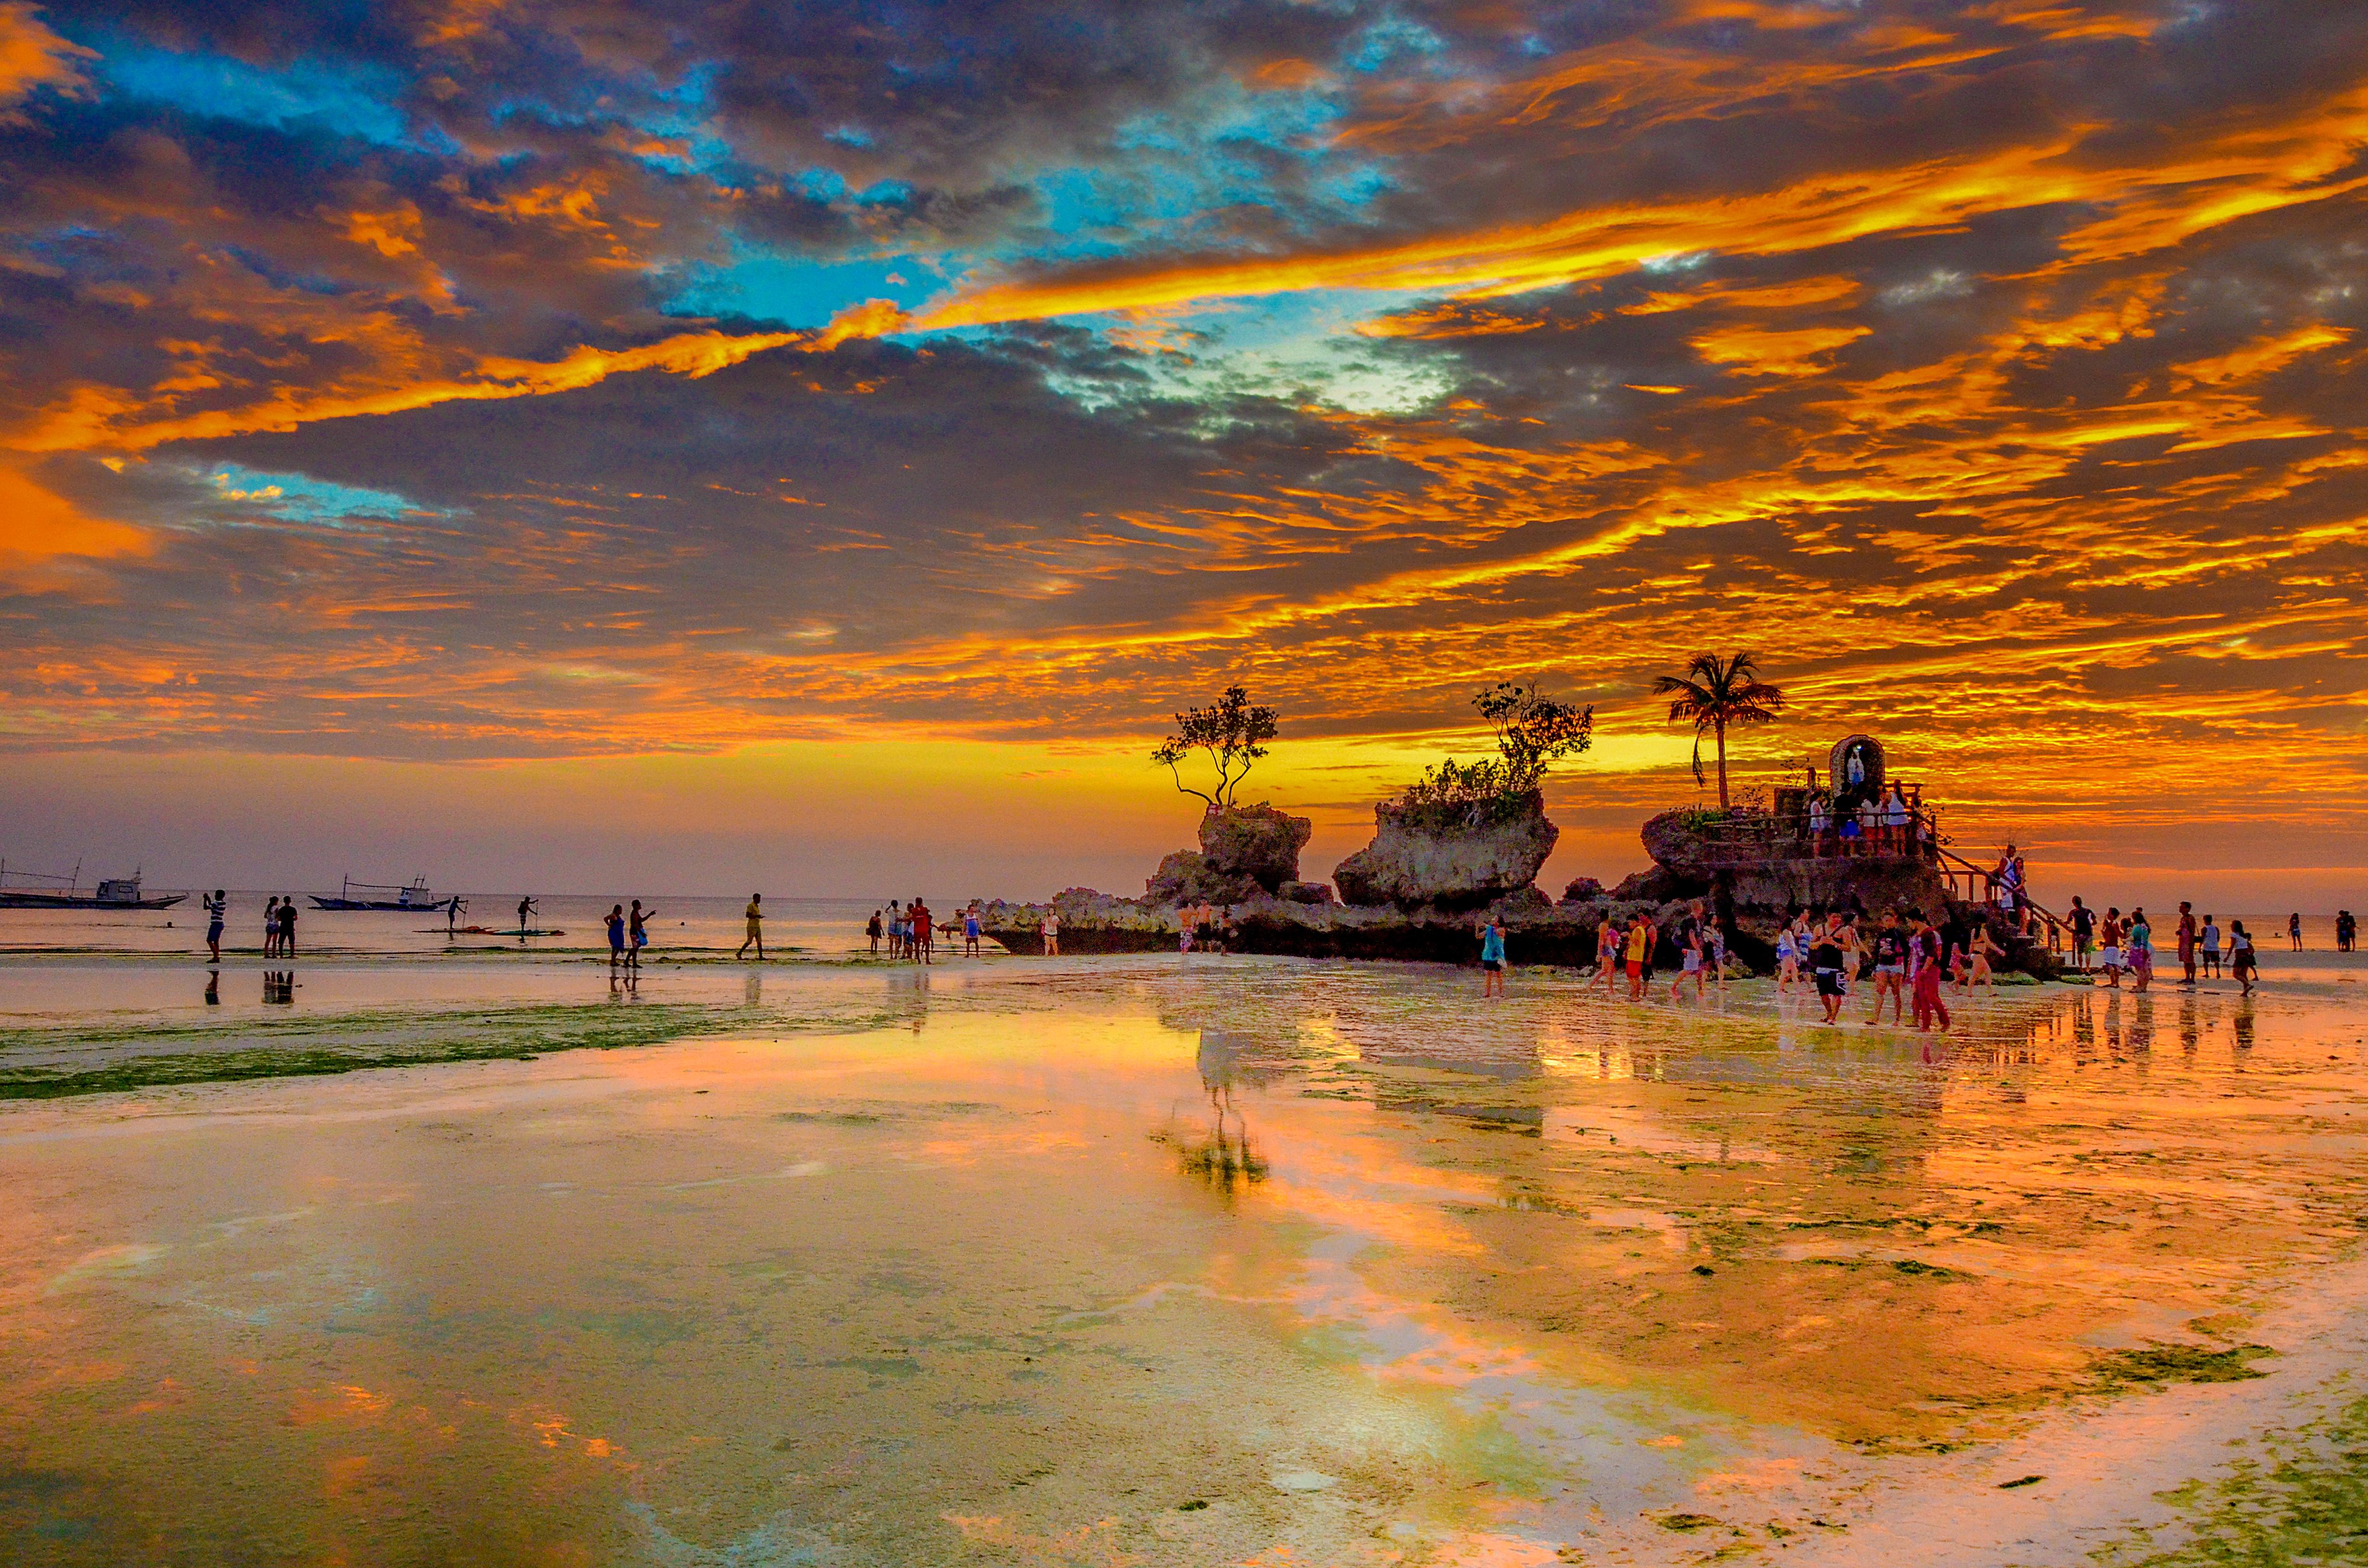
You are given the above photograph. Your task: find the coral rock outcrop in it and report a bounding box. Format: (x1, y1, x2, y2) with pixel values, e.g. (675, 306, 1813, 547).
(1333, 789, 1557, 911)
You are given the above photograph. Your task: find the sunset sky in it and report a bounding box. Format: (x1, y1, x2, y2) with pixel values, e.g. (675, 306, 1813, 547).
(4, 0, 2365, 906)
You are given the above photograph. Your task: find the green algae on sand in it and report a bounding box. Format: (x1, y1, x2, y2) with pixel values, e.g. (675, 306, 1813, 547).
(2093, 1394, 2368, 1567)
(0, 999, 908, 1099)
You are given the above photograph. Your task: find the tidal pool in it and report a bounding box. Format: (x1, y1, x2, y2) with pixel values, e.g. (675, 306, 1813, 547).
(0, 954, 2364, 1566)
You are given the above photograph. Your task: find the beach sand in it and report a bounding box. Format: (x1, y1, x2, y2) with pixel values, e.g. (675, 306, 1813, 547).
(1, 950, 2363, 1564)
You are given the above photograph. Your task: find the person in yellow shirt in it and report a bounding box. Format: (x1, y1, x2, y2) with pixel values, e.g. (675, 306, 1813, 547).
(737, 893, 764, 960)
(1624, 917, 1652, 1002)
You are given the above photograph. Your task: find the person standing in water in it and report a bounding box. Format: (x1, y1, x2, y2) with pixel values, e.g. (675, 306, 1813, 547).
(2176, 902, 2198, 984)
(605, 904, 627, 970)
(2289, 912, 2303, 951)
(1478, 915, 1507, 998)
(204, 890, 226, 963)
(627, 899, 655, 970)
(963, 905, 982, 956)
(738, 894, 764, 960)
(277, 897, 298, 957)
(518, 894, 537, 934)
(262, 895, 280, 958)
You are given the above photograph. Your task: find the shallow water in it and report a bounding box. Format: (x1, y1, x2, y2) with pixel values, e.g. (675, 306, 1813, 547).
(0, 953, 2364, 1565)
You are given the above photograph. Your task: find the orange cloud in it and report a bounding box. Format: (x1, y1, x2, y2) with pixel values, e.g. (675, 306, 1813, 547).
(0, 465, 149, 589)
(13, 329, 808, 453)
(884, 80, 2368, 336)
(1690, 323, 1872, 377)
(0, 2, 91, 118)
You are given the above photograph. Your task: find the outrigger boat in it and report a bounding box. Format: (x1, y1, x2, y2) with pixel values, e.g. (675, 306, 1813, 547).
(310, 876, 458, 913)
(0, 860, 186, 910)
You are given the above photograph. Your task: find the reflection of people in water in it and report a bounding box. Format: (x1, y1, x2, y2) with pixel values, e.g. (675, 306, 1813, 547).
(204, 969, 221, 1006)
(262, 971, 295, 1004)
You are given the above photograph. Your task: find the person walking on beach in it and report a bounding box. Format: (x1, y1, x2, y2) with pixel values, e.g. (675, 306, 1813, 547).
(1775, 917, 1800, 994)
(866, 909, 882, 955)
(2176, 902, 2198, 985)
(2097, 908, 2124, 987)
(1866, 912, 1908, 1025)
(262, 896, 281, 958)
(2289, 912, 2303, 951)
(1041, 909, 1060, 956)
(1911, 915, 1951, 1032)
(1623, 916, 1652, 1002)
(2200, 914, 2222, 977)
(277, 897, 297, 957)
(910, 897, 933, 964)
(1810, 923, 1847, 1024)
(2128, 907, 2154, 992)
(204, 890, 226, 963)
(963, 906, 982, 957)
(1478, 915, 1507, 998)
(605, 904, 627, 969)
(736, 894, 765, 960)
(2230, 920, 2258, 994)
(1962, 923, 1999, 990)
(1595, 912, 1621, 992)
(1671, 923, 1704, 1002)
(627, 900, 655, 970)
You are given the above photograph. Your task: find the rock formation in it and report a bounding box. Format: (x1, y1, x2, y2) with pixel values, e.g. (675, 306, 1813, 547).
(1145, 803, 1313, 905)
(1333, 789, 1558, 911)
(1633, 806, 1951, 925)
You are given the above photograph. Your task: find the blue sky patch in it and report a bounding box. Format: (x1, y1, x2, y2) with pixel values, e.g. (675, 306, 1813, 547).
(98, 44, 412, 147)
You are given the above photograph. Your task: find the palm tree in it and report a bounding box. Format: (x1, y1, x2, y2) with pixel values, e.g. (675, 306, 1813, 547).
(1653, 651, 1786, 808)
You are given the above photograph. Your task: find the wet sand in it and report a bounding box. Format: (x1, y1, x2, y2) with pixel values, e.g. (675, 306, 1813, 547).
(0, 953, 2363, 1565)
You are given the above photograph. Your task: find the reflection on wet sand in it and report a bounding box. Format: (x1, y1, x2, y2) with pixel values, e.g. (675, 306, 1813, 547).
(0, 954, 2362, 1565)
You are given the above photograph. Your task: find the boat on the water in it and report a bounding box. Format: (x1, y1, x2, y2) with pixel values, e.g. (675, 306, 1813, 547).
(0, 861, 186, 911)
(310, 876, 458, 913)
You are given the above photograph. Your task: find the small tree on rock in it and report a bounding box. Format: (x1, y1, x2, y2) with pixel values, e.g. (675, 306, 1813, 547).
(1398, 684, 1593, 825)
(1474, 683, 1593, 793)
(1151, 686, 1278, 811)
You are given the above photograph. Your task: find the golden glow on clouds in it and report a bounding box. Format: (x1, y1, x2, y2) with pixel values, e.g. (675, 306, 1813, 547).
(4, 0, 2366, 892)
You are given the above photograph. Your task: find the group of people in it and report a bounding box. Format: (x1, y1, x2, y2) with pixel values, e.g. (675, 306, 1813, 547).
(251, 894, 299, 958)
(604, 899, 659, 970)
(1587, 900, 1733, 1004)
(1804, 780, 1924, 858)
(1775, 907, 1984, 1029)
(1178, 902, 1232, 955)
(2061, 899, 2261, 994)
(866, 900, 985, 961)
